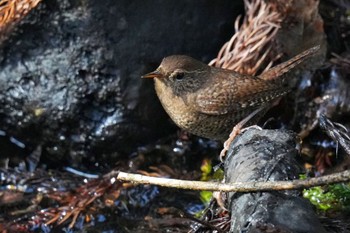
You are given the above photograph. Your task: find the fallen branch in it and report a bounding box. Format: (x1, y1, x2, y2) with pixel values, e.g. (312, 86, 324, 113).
(115, 170, 350, 192)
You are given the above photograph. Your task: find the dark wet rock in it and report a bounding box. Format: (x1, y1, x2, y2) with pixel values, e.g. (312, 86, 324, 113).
(225, 128, 327, 233)
(0, 0, 243, 168)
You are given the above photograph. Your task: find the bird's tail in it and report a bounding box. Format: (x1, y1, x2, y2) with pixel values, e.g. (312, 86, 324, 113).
(258, 45, 320, 81)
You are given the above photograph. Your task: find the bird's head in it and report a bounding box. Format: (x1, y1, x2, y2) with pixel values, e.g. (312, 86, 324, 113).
(142, 55, 210, 96)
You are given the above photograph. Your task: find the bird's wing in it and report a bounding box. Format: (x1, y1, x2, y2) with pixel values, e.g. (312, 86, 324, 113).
(193, 81, 238, 115)
(193, 73, 287, 116)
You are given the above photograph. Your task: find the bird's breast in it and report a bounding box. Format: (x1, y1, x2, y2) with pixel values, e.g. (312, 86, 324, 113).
(154, 78, 196, 129)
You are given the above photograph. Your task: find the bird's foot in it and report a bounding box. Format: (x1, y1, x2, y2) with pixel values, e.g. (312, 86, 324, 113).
(219, 107, 265, 161)
(219, 125, 262, 161)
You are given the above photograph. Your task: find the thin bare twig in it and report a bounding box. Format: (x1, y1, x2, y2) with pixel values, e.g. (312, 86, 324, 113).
(116, 170, 350, 192)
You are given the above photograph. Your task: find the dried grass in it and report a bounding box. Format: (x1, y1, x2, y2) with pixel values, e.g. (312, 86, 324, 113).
(0, 0, 41, 43)
(209, 0, 288, 75)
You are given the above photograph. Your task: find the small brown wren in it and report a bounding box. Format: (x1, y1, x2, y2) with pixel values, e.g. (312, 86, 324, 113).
(142, 46, 319, 141)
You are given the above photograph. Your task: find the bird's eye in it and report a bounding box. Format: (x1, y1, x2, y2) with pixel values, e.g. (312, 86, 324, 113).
(175, 72, 185, 81)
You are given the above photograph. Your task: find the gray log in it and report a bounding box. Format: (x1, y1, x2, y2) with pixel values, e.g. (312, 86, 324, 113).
(225, 128, 327, 233)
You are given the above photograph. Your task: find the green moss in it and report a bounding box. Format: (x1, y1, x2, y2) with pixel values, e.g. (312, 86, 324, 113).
(303, 183, 350, 211)
(199, 158, 224, 205)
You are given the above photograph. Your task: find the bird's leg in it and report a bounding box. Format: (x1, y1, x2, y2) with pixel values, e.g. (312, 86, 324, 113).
(219, 106, 266, 161)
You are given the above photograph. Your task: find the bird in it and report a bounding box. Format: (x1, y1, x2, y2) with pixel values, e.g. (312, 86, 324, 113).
(142, 46, 319, 142)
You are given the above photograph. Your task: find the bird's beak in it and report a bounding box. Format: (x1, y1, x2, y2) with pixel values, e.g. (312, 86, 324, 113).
(142, 69, 162, 79)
